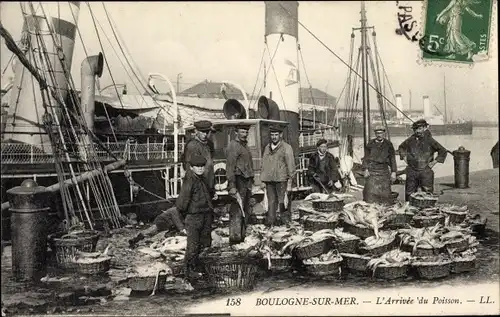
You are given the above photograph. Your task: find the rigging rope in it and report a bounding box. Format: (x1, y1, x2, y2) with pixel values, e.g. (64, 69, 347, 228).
(247, 46, 267, 109)
(265, 33, 287, 111)
(278, 3, 413, 122)
(298, 44, 315, 106)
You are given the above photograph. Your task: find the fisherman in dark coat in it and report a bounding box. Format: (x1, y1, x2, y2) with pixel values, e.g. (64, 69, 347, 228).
(176, 154, 214, 280)
(362, 126, 397, 204)
(226, 123, 254, 244)
(307, 139, 342, 193)
(398, 119, 448, 201)
(260, 125, 296, 226)
(183, 120, 217, 198)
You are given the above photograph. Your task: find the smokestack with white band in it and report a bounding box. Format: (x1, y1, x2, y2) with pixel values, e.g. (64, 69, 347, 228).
(264, 1, 300, 156)
(395, 94, 403, 119)
(423, 95, 431, 118)
(4, 2, 80, 152)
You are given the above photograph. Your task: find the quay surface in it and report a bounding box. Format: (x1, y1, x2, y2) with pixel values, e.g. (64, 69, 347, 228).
(1, 169, 498, 315)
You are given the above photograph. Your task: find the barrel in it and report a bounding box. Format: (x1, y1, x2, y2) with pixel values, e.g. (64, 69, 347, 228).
(453, 146, 471, 189)
(6, 179, 52, 282)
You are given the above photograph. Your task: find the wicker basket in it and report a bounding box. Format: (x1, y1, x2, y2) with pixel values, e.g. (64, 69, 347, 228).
(403, 242, 443, 257)
(128, 274, 168, 292)
(412, 214, 445, 228)
(341, 253, 371, 273)
(299, 207, 315, 219)
(74, 257, 111, 275)
(334, 237, 360, 254)
(442, 211, 467, 225)
(303, 218, 338, 232)
(294, 238, 333, 260)
(201, 251, 261, 292)
(386, 213, 414, 229)
(358, 236, 397, 257)
(312, 200, 344, 212)
(372, 263, 409, 280)
(412, 259, 452, 280)
(451, 256, 476, 273)
(444, 237, 470, 253)
(342, 220, 379, 240)
(409, 196, 438, 208)
(262, 255, 293, 272)
(304, 253, 343, 277)
(49, 231, 100, 270)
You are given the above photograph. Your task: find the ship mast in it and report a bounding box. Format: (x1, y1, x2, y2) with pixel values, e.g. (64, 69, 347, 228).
(360, 1, 370, 147)
(443, 73, 448, 124)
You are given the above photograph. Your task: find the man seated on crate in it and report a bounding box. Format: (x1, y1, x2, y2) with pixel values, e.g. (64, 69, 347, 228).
(307, 138, 342, 194)
(128, 207, 186, 248)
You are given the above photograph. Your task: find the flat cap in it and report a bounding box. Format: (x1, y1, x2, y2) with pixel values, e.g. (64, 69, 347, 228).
(190, 154, 207, 167)
(269, 124, 284, 132)
(194, 120, 215, 131)
(374, 125, 386, 132)
(235, 123, 251, 130)
(316, 139, 328, 147)
(412, 119, 428, 129)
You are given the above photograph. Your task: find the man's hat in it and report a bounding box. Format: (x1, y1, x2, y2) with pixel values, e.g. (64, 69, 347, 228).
(190, 155, 206, 167)
(412, 119, 429, 130)
(235, 123, 251, 130)
(316, 138, 328, 147)
(269, 124, 284, 133)
(194, 120, 215, 132)
(374, 125, 386, 132)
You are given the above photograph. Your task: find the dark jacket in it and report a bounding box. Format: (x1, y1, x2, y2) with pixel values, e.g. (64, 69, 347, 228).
(260, 141, 296, 182)
(176, 170, 213, 215)
(363, 138, 397, 173)
(398, 133, 447, 170)
(307, 151, 341, 184)
(183, 136, 215, 195)
(226, 139, 254, 190)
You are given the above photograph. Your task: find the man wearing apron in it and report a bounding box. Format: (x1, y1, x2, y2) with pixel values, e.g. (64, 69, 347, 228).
(362, 125, 397, 204)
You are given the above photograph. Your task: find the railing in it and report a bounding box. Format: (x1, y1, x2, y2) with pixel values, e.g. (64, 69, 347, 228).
(0, 136, 187, 164)
(299, 127, 339, 148)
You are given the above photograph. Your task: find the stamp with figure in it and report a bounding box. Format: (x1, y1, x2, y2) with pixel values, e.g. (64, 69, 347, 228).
(420, 0, 494, 64)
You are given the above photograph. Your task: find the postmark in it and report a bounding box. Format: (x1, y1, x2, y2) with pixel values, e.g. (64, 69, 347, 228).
(420, 0, 494, 65)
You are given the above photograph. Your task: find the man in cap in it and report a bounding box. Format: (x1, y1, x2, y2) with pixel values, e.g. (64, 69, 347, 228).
(362, 125, 397, 204)
(307, 138, 342, 193)
(183, 120, 217, 199)
(398, 119, 448, 201)
(176, 154, 214, 280)
(260, 124, 296, 226)
(225, 123, 254, 244)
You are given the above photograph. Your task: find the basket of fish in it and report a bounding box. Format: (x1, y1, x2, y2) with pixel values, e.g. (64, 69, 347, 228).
(341, 201, 387, 239)
(304, 193, 351, 213)
(439, 204, 468, 225)
(73, 247, 111, 275)
(341, 253, 372, 274)
(290, 230, 337, 260)
(127, 262, 171, 293)
(303, 213, 339, 232)
(331, 228, 360, 254)
(358, 231, 398, 257)
(450, 249, 477, 273)
(409, 192, 439, 209)
(398, 224, 445, 257)
(303, 250, 343, 277)
(267, 225, 302, 250)
(384, 202, 416, 229)
(261, 252, 293, 273)
(412, 208, 445, 228)
(200, 248, 262, 292)
(411, 256, 452, 280)
(440, 227, 478, 253)
(367, 250, 412, 280)
(49, 229, 100, 270)
(465, 214, 487, 236)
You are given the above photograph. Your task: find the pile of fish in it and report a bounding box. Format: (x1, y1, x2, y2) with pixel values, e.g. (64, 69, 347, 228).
(303, 249, 343, 265)
(304, 193, 353, 202)
(410, 192, 439, 201)
(342, 201, 389, 238)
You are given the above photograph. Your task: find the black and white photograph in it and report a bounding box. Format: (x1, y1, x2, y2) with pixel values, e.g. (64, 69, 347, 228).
(0, 1, 498, 316)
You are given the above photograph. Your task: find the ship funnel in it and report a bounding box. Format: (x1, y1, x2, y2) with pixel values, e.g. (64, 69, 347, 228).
(223, 99, 247, 119)
(395, 94, 403, 119)
(81, 53, 104, 133)
(257, 96, 280, 121)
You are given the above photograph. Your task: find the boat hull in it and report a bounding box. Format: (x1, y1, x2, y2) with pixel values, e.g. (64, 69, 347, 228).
(339, 122, 473, 137)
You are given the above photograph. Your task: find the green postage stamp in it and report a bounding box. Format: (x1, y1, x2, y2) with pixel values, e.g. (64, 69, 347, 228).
(421, 0, 494, 64)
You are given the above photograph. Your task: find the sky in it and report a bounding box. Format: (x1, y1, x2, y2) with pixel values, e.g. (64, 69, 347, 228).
(1, 1, 498, 122)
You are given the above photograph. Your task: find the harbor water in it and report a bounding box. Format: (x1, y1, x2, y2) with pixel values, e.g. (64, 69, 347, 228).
(349, 127, 498, 178)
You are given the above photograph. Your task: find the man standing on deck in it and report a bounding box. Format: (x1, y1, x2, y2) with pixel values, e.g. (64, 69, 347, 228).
(398, 119, 448, 201)
(183, 120, 217, 199)
(260, 125, 296, 226)
(226, 124, 254, 244)
(362, 126, 397, 204)
(307, 139, 342, 193)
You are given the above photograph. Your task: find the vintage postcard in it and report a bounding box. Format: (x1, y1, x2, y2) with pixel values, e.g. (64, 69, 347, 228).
(1, 1, 498, 316)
